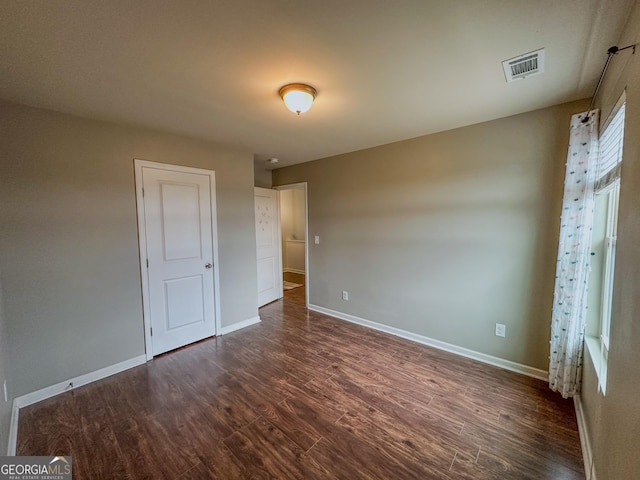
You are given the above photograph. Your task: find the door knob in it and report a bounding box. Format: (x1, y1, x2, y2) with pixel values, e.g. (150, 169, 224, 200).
(205, 263, 213, 269)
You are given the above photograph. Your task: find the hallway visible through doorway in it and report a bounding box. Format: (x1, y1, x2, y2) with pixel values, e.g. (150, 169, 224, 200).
(283, 272, 305, 306)
(277, 182, 309, 308)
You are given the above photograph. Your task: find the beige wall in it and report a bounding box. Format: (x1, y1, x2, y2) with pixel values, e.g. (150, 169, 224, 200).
(0, 276, 11, 455)
(274, 99, 588, 370)
(581, 2, 640, 479)
(254, 160, 273, 188)
(0, 100, 259, 400)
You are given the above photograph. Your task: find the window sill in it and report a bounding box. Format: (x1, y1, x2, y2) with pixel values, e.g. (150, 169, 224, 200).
(585, 336, 607, 395)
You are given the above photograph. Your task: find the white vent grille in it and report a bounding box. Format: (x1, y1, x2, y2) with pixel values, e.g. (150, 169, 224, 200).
(502, 48, 545, 82)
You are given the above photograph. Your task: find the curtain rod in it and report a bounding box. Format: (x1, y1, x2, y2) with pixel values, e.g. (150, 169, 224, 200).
(582, 44, 636, 123)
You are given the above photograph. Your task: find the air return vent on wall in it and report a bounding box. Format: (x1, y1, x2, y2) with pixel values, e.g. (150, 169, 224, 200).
(502, 48, 545, 82)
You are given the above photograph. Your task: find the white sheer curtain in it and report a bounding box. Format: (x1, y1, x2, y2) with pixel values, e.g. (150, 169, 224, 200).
(549, 110, 599, 398)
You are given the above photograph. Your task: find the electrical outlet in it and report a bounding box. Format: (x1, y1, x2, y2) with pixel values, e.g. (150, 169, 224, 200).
(314, 235, 320, 245)
(342, 290, 349, 301)
(495, 323, 506, 338)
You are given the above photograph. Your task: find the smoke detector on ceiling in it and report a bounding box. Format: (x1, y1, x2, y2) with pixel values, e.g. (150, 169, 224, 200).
(502, 48, 545, 82)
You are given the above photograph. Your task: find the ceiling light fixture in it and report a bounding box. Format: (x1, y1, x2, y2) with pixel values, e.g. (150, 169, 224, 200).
(279, 83, 317, 115)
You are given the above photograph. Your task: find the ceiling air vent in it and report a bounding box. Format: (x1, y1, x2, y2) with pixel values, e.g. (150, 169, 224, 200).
(502, 48, 545, 82)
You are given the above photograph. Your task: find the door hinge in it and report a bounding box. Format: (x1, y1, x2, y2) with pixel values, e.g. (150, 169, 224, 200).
(142, 187, 145, 197)
(146, 259, 149, 268)
(150, 327, 153, 336)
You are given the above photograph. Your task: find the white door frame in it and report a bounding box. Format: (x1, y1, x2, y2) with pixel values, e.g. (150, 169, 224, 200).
(275, 182, 309, 308)
(134, 159, 222, 360)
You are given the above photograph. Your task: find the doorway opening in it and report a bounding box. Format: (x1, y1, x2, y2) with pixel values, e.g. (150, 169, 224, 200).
(276, 183, 309, 308)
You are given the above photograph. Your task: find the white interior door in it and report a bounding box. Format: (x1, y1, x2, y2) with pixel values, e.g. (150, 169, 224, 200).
(140, 165, 217, 355)
(255, 187, 282, 306)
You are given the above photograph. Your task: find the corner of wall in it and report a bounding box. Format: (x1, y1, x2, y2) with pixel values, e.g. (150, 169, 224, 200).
(574, 395, 596, 479)
(0, 274, 13, 455)
(254, 160, 273, 188)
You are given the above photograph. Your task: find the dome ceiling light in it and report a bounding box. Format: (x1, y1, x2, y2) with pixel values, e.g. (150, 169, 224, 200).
(279, 83, 317, 115)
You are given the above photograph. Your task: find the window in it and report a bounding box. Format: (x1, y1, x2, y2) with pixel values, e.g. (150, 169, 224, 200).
(586, 97, 625, 394)
(599, 180, 619, 355)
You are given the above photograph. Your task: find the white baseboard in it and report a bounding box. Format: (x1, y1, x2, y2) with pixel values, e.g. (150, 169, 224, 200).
(7, 402, 19, 455)
(7, 354, 147, 456)
(14, 354, 147, 409)
(283, 268, 305, 275)
(574, 395, 596, 480)
(219, 316, 261, 335)
(308, 304, 548, 381)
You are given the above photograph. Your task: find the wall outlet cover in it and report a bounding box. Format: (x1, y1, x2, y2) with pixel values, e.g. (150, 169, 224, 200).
(495, 323, 506, 337)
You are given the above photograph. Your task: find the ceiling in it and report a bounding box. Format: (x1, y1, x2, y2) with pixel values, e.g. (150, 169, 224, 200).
(0, 0, 634, 169)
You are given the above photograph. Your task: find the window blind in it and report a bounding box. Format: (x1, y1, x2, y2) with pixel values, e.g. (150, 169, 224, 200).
(596, 103, 625, 190)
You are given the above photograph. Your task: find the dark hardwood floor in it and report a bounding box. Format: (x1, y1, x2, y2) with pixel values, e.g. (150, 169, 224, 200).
(18, 286, 584, 479)
(283, 271, 305, 306)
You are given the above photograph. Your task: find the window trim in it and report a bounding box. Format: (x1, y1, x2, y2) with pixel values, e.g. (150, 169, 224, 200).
(586, 93, 625, 396)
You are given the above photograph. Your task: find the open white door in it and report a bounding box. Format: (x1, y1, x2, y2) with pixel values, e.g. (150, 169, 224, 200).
(255, 187, 282, 307)
(136, 161, 220, 357)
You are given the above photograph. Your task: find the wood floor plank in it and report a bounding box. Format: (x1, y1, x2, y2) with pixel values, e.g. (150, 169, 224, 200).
(307, 429, 442, 480)
(192, 443, 247, 479)
(497, 408, 582, 456)
(462, 417, 584, 475)
(326, 361, 440, 414)
(476, 447, 585, 480)
(17, 288, 584, 479)
(428, 391, 501, 425)
(323, 373, 482, 458)
(110, 411, 200, 479)
(448, 451, 516, 480)
(264, 400, 323, 451)
(351, 350, 470, 396)
(337, 409, 457, 472)
(223, 417, 334, 480)
(263, 383, 348, 451)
